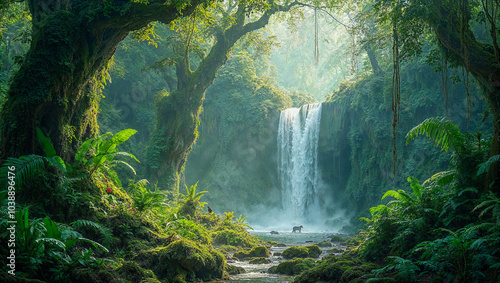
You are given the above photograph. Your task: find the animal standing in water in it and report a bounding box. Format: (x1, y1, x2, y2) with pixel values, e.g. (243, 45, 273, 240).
(292, 225, 303, 233)
(208, 206, 213, 213)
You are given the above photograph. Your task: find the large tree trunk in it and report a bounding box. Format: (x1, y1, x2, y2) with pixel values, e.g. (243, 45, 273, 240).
(426, 0, 500, 191)
(0, 0, 202, 161)
(146, 2, 298, 191)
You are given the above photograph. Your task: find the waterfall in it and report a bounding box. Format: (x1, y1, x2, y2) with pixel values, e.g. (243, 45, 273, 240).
(277, 103, 322, 222)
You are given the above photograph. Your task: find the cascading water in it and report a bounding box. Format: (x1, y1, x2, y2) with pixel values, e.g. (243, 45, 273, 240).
(277, 103, 322, 223)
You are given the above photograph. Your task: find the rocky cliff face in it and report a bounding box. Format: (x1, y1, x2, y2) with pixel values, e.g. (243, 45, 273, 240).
(185, 62, 490, 227)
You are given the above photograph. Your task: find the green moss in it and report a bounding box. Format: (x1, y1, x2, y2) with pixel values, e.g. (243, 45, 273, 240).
(330, 235, 343, 242)
(275, 258, 316, 275)
(282, 246, 310, 259)
(249, 257, 271, 264)
(226, 264, 246, 275)
(317, 241, 332, 247)
(293, 258, 378, 283)
(282, 245, 321, 259)
(116, 261, 157, 282)
(70, 266, 120, 283)
(217, 245, 239, 254)
(234, 246, 270, 260)
(168, 219, 212, 245)
(135, 239, 225, 282)
(212, 227, 260, 247)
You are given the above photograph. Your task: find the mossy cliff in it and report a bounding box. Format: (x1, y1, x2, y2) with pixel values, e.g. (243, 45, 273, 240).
(186, 59, 491, 221)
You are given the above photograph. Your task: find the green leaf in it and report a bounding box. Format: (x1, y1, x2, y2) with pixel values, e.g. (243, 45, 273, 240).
(115, 152, 140, 163)
(477, 155, 500, 176)
(114, 160, 136, 175)
(42, 217, 62, 240)
(407, 176, 422, 199)
(75, 137, 96, 164)
(100, 129, 137, 156)
(382, 190, 401, 200)
(405, 117, 464, 153)
(36, 127, 56, 158)
(46, 156, 67, 174)
(104, 167, 122, 187)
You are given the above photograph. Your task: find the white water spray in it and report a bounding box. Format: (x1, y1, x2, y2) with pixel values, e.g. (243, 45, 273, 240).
(277, 103, 322, 223)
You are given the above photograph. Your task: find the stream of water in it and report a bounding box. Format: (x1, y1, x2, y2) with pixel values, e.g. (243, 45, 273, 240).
(226, 231, 343, 282)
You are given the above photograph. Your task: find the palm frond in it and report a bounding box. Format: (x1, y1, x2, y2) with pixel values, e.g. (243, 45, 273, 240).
(405, 117, 464, 153)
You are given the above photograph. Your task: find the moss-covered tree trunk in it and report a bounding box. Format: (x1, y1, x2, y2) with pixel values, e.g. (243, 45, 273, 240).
(425, 0, 500, 191)
(146, 3, 298, 191)
(0, 0, 202, 161)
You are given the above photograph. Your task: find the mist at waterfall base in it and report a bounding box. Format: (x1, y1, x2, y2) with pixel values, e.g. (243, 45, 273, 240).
(248, 103, 350, 233)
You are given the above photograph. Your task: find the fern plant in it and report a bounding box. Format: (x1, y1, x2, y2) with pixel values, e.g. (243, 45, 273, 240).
(235, 214, 254, 230)
(405, 117, 465, 154)
(178, 182, 207, 217)
(14, 207, 109, 274)
(129, 179, 167, 215)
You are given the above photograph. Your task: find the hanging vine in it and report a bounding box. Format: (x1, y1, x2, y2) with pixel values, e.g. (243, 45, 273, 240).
(441, 58, 449, 118)
(391, 1, 401, 176)
(314, 6, 319, 66)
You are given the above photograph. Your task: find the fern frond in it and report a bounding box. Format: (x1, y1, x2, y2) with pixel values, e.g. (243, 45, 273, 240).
(382, 190, 401, 200)
(477, 155, 500, 176)
(71, 219, 102, 231)
(405, 117, 464, 153)
(423, 170, 456, 187)
(136, 179, 149, 187)
(1, 155, 45, 189)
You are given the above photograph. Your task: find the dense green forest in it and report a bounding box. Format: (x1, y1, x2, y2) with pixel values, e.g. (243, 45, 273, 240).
(1, 0, 500, 282)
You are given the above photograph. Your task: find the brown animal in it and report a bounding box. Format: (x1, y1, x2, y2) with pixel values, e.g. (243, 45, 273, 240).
(292, 225, 303, 233)
(208, 206, 213, 213)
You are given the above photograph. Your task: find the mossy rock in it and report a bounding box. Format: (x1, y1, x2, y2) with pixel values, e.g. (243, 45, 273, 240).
(212, 228, 258, 247)
(276, 243, 287, 247)
(217, 245, 239, 256)
(249, 257, 271, 264)
(282, 245, 321, 259)
(268, 266, 277, 274)
(293, 258, 377, 283)
(317, 241, 332, 247)
(139, 279, 162, 283)
(327, 248, 341, 253)
(234, 246, 270, 260)
(307, 245, 322, 257)
(70, 266, 121, 283)
(135, 239, 224, 282)
(116, 261, 157, 282)
(275, 258, 316, 275)
(322, 254, 337, 261)
(226, 264, 246, 275)
(330, 235, 343, 242)
(196, 212, 220, 227)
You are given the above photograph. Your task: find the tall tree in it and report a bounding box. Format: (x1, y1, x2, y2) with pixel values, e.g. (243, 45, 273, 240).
(0, 0, 204, 161)
(373, 0, 500, 190)
(145, 0, 302, 190)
